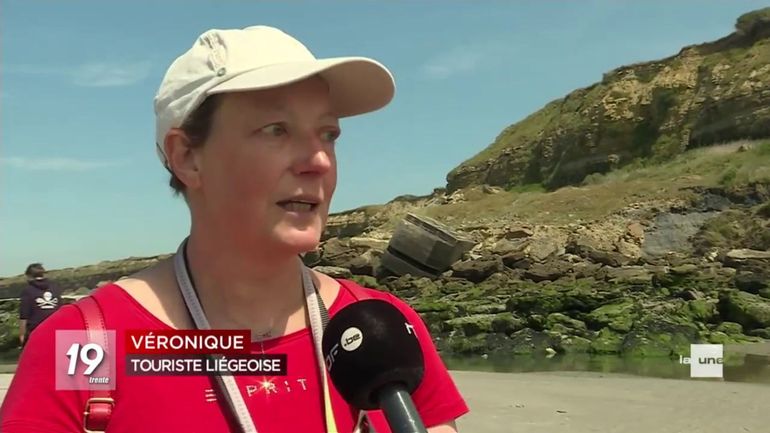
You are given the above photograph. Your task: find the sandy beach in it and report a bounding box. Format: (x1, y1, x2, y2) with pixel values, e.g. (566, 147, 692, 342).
(1, 368, 768, 432)
(452, 370, 767, 433)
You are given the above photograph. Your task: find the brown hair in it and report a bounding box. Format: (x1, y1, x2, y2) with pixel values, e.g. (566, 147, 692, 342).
(169, 94, 223, 195)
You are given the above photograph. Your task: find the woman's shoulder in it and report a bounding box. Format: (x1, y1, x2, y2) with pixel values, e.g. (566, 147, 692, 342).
(334, 278, 419, 316)
(105, 257, 192, 329)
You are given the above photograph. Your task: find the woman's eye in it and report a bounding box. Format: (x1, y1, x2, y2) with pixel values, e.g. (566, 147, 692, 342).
(322, 129, 341, 142)
(260, 124, 287, 136)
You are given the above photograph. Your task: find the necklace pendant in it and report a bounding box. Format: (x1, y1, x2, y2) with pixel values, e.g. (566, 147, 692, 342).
(252, 329, 271, 341)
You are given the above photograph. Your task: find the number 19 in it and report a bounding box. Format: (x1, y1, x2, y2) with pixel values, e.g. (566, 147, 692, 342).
(65, 343, 104, 375)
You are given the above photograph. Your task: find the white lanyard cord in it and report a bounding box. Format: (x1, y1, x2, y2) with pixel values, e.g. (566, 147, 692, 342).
(172, 239, 343, 433)
(303, 265, 340, 433)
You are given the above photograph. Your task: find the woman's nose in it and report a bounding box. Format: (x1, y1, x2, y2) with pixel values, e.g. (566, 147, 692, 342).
(293, 135, 334, 175)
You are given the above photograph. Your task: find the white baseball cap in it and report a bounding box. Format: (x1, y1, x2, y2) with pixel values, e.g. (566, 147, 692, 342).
(154, 25, 396, 167)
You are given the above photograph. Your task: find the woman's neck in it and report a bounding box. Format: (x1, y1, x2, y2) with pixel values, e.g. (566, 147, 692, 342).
(183, 231, 309, 337)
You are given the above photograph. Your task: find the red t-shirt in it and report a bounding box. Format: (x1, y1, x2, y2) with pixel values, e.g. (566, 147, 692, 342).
(0, 279, 468, 432)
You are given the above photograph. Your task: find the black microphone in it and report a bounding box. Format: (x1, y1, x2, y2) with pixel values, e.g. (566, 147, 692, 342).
(322, 299, 428, 433)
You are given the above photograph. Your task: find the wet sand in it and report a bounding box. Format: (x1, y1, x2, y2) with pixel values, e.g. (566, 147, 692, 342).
(452, 370, 767, 433)
(726, 341, 770, 356)
(1, 368, 768, 432)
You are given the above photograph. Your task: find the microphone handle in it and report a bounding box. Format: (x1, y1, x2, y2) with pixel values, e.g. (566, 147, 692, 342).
(376, 383, 428, 433)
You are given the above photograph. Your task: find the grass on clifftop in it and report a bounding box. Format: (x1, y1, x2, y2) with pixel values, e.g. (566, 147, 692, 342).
(419, 140, 770, 226)
(590, 140, 770, 188)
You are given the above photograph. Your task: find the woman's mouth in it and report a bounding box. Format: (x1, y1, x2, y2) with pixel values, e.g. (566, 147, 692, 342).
(277, 200, 319, 213)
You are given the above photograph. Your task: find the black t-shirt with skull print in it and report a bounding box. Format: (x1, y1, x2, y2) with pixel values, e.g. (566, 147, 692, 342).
(19, 278, 63, 332)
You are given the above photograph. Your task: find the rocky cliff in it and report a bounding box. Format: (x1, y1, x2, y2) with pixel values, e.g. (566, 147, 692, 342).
(315, 149, 770, 357)
(446, 8, 770, 192)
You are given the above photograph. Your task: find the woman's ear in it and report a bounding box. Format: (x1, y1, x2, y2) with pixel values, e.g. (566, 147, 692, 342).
(164, 129, 203, 190)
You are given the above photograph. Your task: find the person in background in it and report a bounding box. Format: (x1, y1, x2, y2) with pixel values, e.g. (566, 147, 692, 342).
(18, 263, 63, 347)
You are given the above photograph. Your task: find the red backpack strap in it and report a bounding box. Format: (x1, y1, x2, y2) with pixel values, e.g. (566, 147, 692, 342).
(74, 296, 115, 433)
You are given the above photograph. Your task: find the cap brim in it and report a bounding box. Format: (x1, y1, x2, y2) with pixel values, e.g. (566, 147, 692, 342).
(206, 57, 395, 117)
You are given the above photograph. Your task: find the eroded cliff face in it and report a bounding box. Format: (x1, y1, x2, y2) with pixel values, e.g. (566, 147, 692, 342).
(447, 8, 770, 192)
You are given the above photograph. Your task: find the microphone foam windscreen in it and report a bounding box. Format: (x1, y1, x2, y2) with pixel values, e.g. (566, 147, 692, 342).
(322, 299, 425, 410)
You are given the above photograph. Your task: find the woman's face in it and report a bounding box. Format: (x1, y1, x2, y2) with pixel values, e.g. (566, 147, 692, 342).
(191, 76, 338, 255)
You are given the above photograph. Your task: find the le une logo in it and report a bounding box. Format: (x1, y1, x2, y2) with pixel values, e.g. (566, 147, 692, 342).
(679, 344, 724, 378)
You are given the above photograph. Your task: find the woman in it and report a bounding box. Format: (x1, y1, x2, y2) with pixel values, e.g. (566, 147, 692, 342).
(0, 26, 468, 432)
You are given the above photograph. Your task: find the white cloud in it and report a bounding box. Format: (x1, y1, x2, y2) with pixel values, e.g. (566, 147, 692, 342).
(422, 50, 484, 79)
(71, 61, 152, 87)
(4, 60, 151, 87)
(0, 157, 125, 171)
(420, 41, 512, 80)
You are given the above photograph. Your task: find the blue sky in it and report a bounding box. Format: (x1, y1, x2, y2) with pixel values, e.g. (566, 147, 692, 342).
(1, 0, 766, 277)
